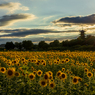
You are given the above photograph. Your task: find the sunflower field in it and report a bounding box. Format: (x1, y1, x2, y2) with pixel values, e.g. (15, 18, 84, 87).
(0, 50, 95, 95)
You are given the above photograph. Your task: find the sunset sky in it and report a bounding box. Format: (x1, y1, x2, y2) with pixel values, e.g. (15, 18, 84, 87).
(0, 0, 95, 44)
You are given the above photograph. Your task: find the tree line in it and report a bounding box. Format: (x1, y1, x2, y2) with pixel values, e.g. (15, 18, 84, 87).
(4, 35, 95, 51)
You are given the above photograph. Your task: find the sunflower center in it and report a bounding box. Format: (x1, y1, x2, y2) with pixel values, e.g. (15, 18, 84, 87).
(62, 74, 65, 78)
(88, 73, 91, 76)
(73, 78, 77, 82)
(50, 83, 54, 87)
(38, 72, 41, 75)
(44, 75, 48, 79)
(1, 68, 4, 71)
(57, 72, 61, 76)
(15, 72, 19, 76)
(30, 75, 33, 79)
(42, 81, 45, 85)
(8, 70, 13, 76)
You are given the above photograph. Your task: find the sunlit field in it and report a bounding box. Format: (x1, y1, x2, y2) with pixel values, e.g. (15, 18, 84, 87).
(0, 50, 95, 95)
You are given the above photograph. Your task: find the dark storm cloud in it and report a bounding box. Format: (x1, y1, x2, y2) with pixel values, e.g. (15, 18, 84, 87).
(0, 29, 79, 37)
(0, 14, 36, 26)
(53, 14, 95, 25)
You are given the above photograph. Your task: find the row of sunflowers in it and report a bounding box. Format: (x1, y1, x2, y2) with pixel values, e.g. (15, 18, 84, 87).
(0, 51, 95, 95)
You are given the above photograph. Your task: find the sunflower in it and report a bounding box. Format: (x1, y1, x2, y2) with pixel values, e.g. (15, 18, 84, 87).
(49, 82, 55, 89)
(48, 71, 53, 76)
(84, 68, 88, 73)
(21, 58, 25, 62)
(60, 73, 67, 80)
(65, 58, 70, 63)
(87, 72, 93, 78)
(48, 61, 52, 65)
(6, 68, 15, 78)
(28, 73, 35, 80)
(22, 72, 26, 76)
(43, 73, 49, 80)
(36, 62, 40, 66)
(57, 58, 60, 62)
(62, 68, 65, 72)
(42, 62, 46, 66)
(0, 67, 6, 73)
(37, 70, 43, 76)
(15, 72, 20, 77)
(92, 69, 95, 72)
(16, 63, 20, 66)
(84, 83, 88, 86)
(13, 60, 17, 64)
(28, 59, 31, 62)
(90, 63, 93, 66)
(56, 71, 62, 78)
(33, 71, 36, 75)
(72, 76, 79, 84)
(40, 80, 47, 87)
(61, 60, 65, 64)
(78, 77, 82, 82)
(54, 60, 57, 64)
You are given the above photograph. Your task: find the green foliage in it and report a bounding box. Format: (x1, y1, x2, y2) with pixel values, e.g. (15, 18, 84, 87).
(22, 40, 33, 51)
(3, 35, 95, 51)
(5, 42, 15, 50)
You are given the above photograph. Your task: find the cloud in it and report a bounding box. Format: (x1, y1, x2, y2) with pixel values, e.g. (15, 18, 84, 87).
(0, 29, 79, 38)
(0, 33, 78, 44)
(52, 14, 95, 27)
(0, 13, 37, 27)
(0, 2, 29, 14)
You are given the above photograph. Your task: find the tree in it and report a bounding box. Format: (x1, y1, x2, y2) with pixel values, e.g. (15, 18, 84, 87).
(50, 40, 60, 47)
(5, 42, 15, 50)
(15, 42, 22, 50)
(22, 40, 33, 50)
(38, 41, 48, 50)
(61, 40, 69, 47)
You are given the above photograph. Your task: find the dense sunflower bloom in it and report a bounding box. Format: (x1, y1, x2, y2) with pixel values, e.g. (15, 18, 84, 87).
(84, 68, 88, 73)
(6, 68, 15, 78)
(87, 72, 93, 78)
(37, 70, 43, 76)
(44, 73, 49, 80)
(40, 80, 47, 87)
(16, 63, 20, 66)
(48, 71, 53, 76)
(28, 59, 31, 62)
(78, 77, 82, 82)
(49, 75, 53, 80)
(61, 60, 65, 64)
(21, 58, 25, 62)
(36, 62, 40, 66)
(60, 73, 67, 80)
(56, 71, 62, 78)
(12, 60, 17, 64)
(65, 58, 70, 63)
(0, 67, 6, 73)
(15, 72, 20, 77)
(90, 63, 93, 66)
(72, 76, 79, 84)
(57, 58, 60, 62)
(62, 68, 65, 72)
(28, 73, 35, 80)
(92, 69, 95, 72)
(48, 61, 52, 65)
(49, 82, 55, 89)
(33, 71, 36, 75)
(42, 62, 46, 66)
